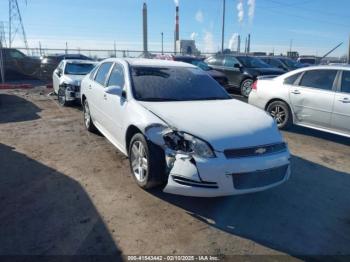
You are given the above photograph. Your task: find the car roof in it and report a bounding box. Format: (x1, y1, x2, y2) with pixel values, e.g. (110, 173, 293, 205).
(275, 64, 350, 81)
(103, 58, 196, 68)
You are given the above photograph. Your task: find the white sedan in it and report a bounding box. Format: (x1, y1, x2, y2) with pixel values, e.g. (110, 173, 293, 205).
(53, 59, 96, 106)
(248, 65, 350, 137)
(80, 58, 291, 197)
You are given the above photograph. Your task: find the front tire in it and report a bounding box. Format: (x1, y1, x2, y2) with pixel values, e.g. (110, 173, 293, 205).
(58, 86, 70, 106)
(240, 79, 254, 98)
(267, 101, 292, 129)
(128, 133, 166, 189)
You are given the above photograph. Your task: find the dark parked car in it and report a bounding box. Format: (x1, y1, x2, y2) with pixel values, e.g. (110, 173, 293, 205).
(40, 53, 92, 80)
(258, 56, 305, 72)
(169, 56, 229, 89)
(205, 55, 285, 97)
(0, 48, 41, 81)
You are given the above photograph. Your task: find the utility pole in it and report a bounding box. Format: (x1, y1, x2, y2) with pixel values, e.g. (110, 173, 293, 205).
(0, 31, 5, 83)
(221, 0, 226, 53)
(39, 41, 42, 56)
(289, 39, 293, 54)
(114, 41, 117, 57)
(161, 32, 164, 55)
(348, 35, 350, 64)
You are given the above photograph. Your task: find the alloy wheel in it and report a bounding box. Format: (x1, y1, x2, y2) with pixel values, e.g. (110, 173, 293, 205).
(270, 105, 286, 126)
(58, 88, 66, 105)
(84, 101, 91, 128)
(242, 80, 253, 97)
(130, 141, 148, 183)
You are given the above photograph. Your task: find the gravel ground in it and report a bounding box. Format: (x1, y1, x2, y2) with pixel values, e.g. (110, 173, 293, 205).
(0, 87, 349, 261)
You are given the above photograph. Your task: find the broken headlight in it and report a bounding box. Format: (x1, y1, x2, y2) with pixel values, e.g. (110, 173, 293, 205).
(163, 131, 215, 158)
(62, 83, 76, 92)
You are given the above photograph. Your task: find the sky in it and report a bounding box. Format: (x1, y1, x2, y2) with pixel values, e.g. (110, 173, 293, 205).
(0, 0, 349, 57)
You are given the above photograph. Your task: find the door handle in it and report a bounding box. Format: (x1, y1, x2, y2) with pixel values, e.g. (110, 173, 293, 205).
(88, 85, 92, 90)
(103, 93, 107, 100)
(291, 90, 301, 94)
(339, 98, 350, 103)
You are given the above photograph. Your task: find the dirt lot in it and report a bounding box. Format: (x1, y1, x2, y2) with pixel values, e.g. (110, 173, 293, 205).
(0, 87, 350, 260)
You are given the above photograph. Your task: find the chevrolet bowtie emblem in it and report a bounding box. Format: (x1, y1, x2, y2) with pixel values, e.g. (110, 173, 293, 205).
(255, 148, 267, 154)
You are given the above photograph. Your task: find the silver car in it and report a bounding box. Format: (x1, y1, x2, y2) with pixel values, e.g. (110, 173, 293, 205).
(248, 65, 350, 138)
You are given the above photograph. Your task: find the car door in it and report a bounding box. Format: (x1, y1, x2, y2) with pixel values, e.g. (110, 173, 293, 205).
(222, 56, 242, 87)
(88, 62, 114, 128)
(100, 62, 128, 147)
(331, 70, 350, 135)
(289, 69, 337, 128)
(52, 61, 64, 94)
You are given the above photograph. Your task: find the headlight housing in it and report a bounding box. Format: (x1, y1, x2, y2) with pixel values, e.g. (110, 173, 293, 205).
(163, 131, 216, 159)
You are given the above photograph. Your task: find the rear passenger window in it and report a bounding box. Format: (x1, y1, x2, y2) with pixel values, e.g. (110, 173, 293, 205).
(299, 70, 337, 91)
(341, 71, 350, 94)
(284, 72, 302, 85)
(94, 62, 113, 86)
(224, 56, 239, 67)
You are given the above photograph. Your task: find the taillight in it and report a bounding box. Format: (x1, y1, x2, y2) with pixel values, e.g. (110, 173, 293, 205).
(251, 80, 258, 91)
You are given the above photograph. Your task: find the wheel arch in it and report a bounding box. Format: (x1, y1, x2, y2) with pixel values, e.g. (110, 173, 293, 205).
(125, 125, 143, 156)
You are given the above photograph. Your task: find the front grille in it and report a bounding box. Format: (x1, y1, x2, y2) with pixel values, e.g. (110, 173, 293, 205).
(224, 143, 287, 159)
(232, 165, 288, 190)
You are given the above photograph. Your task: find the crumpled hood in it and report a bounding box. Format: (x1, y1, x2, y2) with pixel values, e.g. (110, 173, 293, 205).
(60, 75, 85, 86)
(140, 99, 283, 151)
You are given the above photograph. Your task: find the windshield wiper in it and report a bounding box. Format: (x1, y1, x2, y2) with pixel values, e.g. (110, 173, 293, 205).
(191, 97, 231, 101)
(140, 98, 181, 102)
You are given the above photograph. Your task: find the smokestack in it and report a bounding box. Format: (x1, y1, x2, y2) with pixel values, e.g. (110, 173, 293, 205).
(237, 35, 241, 53)
(143, 3, 148, 54)
(247, 34, 251, 54)
(244, 37, 248, 54)
(174, 4, 179, 54)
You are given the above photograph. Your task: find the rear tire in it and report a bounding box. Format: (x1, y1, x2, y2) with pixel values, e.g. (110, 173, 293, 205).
(83, 99, 97, 133)
(240, 78, 254, 98)
(128, 133, 166, 189)
(267, 101, 292, 129)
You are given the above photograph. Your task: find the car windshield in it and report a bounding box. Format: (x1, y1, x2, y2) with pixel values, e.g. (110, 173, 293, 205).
(236, 56, 270, 68)
(131, 66, 231, 102)
(280, 58, 303, 68)
(64, 63, 95, 75)
(191, 61, 211, 71)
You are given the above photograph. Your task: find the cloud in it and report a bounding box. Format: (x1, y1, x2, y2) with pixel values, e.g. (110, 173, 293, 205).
(174, 0, 179, 7)
(190, 32, 198, 40)
(203, 31, 215, 53)
(248, 0, 255, 23)
(237, 0, 244, 24)
(195, 10, 204, 23)
(229, 33, 239, 51)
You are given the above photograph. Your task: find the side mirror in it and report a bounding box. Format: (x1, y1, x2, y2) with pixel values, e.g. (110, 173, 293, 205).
(234, 63, 241, 69)
(105, 85, 123, 97)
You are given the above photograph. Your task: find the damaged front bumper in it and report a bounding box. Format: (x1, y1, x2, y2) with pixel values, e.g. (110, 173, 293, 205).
(163, 151, 291, 197)
(144, 124, 291, 197)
